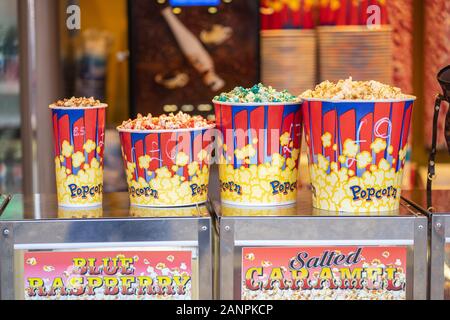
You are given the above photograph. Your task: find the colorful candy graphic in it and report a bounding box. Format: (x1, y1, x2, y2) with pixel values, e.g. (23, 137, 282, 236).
(214, 101, 302, 206)
(51, 105, 107, 207)
(118, 128, 213, 207)
(302, 98, 415, 212)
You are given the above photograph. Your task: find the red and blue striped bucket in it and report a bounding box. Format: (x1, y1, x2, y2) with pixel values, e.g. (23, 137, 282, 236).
(50, 104, 107, 207)
(302, 97, 415, 212)
(213, 101, 303, 206)
(117, 126, 214, 207)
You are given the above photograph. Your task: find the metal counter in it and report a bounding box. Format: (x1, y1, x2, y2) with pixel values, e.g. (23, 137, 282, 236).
(402, 189, 450, 300)
(0, 193, 213, 300)
(212, 189, 428, 300)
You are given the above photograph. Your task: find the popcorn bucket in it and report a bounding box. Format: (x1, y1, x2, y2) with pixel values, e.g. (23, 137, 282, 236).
(213, 101, 303, 206)
(50, 104, 107, 207)
(302, 98, 415, 212)
(117, 127, 214, 207)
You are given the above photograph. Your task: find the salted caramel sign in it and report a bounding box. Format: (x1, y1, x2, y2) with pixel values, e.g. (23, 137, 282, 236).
(242, 246, 406, 300)
(24, 250, 192, 300)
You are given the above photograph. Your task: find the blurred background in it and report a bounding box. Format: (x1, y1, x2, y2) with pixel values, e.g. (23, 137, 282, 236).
(0, 0, 449, 197)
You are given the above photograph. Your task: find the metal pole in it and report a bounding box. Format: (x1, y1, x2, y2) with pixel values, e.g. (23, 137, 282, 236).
(18, 0, 61, 196)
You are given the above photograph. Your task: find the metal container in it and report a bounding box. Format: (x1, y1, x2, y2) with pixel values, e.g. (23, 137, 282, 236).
(213, 189, 428, 300)
(0, 193, 213, 300)
(402, 190, 450, 300)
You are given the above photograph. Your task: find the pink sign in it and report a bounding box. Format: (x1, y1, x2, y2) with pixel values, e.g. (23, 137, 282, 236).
(242, 246, 407, 300)
(24, 250, 192, 300)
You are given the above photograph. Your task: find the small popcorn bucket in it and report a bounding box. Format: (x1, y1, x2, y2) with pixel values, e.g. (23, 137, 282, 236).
(117, 126, 214, 207)
(213, 100, 303, 206)
(50, 104, 107, 207)
(302, 97, 416, 212)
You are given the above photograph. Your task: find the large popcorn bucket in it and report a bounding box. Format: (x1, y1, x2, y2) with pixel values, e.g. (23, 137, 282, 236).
(50, 104, 107, 207)
(302, 97, 415, 212)
(213, 101, 302, 206)
(117, 126, 214, 207)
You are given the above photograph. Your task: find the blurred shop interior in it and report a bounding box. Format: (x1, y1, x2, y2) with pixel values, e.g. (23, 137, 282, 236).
(0, 0, 449, 198)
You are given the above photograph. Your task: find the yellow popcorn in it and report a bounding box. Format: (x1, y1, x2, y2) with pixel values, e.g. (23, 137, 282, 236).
(332, 144, 338, 151)
(252, 138, 258, 144)
(72, 151, 85, 168)
(176, 152, 189, 167)
(188, 161, 199, 176)
(271, 153, 285, 168)
(338, 155, 346, 163)
(371, 138, 387, 153)
(220, 145, 300, 205)
(197, 149, 208, 161)
(388, 145, 394, 155)
(317, 154, 329, 171)
(171, 165, 179, 172)
(83, 139, 96, 153)
(280, 132, 291, 147)
(55, 155, 103, 207)
(356, 151, 372, 169)
(310, 151, 404, 212)
(343, 139, 358, 158)
(321, 132, 332, 148)
(138, 155, 151, 169)
(379, 159, 391, 171)
(61, 140, 74, 158)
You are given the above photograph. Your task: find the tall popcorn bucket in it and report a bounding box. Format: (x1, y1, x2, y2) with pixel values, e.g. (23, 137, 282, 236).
(213, 101, 302, 206)
(50, 104, 107, 207)
(117, 126, 214, 207)
(302, 97, 416, 212)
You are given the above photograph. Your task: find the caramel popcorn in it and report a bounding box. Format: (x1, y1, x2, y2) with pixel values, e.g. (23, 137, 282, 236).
(118, 111, 214, 130)
(50, 97, 103, 108)
(301, 77, 414, 100)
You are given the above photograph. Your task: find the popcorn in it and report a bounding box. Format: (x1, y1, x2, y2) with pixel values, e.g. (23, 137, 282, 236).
(83, 140, 96, 153)
(371, 138, 387, 153)
(175, 152, 189, 167)
(61, 140, 74, 158)
(43, 265, 55, 272)
(301, 77, 414, 100)
(245, 253, 255, 261)
(156, 263, 166, 270)
(50, 96, 103, 108)
(343, 139, 359, 158)
(309, 144, 409, 212)
(219, 146, 299, 205)
(214, 83, 299, 103)
(118, 111, 214, 130)
(321, 132, 332, 148)
(26, 258, 37, 266)
(55, 155, 103, 206)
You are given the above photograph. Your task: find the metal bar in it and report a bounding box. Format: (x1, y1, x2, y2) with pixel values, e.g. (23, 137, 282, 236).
(18, 0, 61, 196)
(430, 215, 445, 300)
(219, 218, 234, 300)
(198, 218, 213, 299)
(413, 216, 428, 300)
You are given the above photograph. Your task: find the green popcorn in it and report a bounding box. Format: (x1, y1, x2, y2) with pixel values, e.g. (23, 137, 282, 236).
(214, 83, 299, 103)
